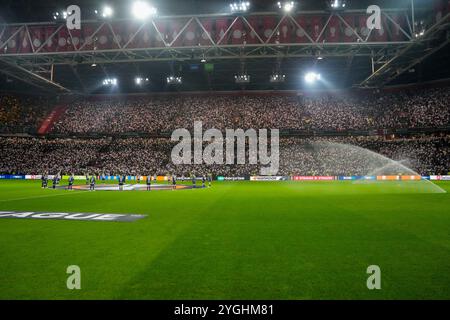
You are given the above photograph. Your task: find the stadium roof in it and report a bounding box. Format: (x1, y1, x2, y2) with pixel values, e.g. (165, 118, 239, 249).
(0, 0, 449, 94)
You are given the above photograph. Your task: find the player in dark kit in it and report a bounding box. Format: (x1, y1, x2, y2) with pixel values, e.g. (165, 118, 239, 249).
(89, 175, 96, 191)
(52, 175, 57, 189)
(202, 175, 206, 188)
(172, 175, 177, 190)
(192, 174, 196, 188)
(118, 175, 124, 191)
(146, 175, 152, 191)
(208, 173, 212, 187)
(68, 174, 74, 190)
(41, 174, 47, 188)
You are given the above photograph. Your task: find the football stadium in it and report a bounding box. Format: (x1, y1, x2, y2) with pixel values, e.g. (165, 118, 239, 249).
(0, 0, 449, 308)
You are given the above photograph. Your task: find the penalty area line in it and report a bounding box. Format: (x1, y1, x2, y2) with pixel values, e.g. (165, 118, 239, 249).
(0, 190, 91, 203)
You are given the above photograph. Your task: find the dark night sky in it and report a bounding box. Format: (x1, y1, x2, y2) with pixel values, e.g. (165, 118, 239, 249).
(0, 0, 424, 23)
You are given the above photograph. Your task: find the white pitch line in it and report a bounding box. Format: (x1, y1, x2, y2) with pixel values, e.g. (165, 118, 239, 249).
(0, 191, 90, 203)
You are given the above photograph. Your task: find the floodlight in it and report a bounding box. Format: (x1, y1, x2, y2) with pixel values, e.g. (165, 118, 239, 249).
(235, 74, 250, 83)
(102, 6, 114, 18)
(167, 76, 182, 84)
(304, 72, 321, 83)
(135, 77, 150, 85)
(329, 0, 346, 9)
(316, 51, 324, 60)
(230, 2, 250, 13)
(52, 11, 66, 20)
(277, 2, 295, 12)
(132, 1, 157, 20)
(270, 73, 286, 83)
(102, 78, 118, 86)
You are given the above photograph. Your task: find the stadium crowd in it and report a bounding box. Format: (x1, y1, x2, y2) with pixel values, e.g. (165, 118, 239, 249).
(0, 135, 448, 176)
(50, 87, 450, 134)
(1, 87, 449, 177)
(279, 135, 449, 176)
(0, 95, 53, 133)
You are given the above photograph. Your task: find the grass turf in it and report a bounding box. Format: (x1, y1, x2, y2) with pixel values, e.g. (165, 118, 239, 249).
(0, 179, 449, 299)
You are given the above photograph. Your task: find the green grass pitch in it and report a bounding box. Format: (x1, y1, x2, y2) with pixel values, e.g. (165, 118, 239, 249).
(0, 179, 449, 299)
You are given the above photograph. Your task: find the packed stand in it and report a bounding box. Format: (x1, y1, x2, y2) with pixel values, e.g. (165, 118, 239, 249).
(51, 87, 450, 134)
(0, 95, 53, 133)
(0, 135, 448, 176)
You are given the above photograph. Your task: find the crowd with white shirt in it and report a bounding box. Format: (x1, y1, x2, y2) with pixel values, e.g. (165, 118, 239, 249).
(0, 135, 448, 176)
(50, 87, 450, 134)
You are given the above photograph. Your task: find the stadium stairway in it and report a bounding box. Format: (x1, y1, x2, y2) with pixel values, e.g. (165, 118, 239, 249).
(37, 105, 67, 135)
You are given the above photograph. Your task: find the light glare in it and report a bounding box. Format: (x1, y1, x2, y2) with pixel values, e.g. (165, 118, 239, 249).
(278, 1, 295, 12)
(102, 6, 113, 18)
(304, 72, 321, 83)
(132, 1, 157, 20)
(230, 2, 250, 12)
(167, 76, 182, 84)
(135, 77, 150, 85)
(103, 78, 117, 86)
